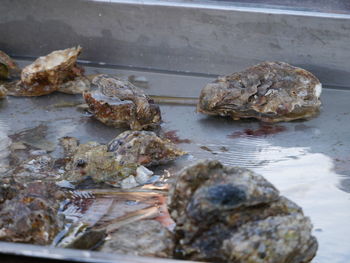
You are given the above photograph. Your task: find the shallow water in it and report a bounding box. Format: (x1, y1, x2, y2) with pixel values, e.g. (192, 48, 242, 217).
(1, 60, 350, 262)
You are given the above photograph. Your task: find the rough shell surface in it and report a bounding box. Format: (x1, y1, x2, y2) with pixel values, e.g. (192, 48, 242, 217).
(197, 62, 322, 122)
(0, 181, 65, 245)
(107, 130, 186, 166)
(84, 75, 161, 130)
(0, 50, 21, 80)
(100, 220, 174, 258)
(14, 47, 82, 96)
(168, 160, 317, 263)
(0, 86, 7, 98)
(64, 142, 137, 186)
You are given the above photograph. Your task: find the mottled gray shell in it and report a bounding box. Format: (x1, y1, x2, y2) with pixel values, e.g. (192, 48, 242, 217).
(169, 160, 317, 263)
(198, 62, 322, 122)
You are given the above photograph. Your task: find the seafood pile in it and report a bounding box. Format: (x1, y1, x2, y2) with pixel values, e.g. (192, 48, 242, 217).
(0, 48, 322, 263)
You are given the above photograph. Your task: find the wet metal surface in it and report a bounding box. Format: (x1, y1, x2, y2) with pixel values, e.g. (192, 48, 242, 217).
(1, 61, 350, 262)
(2, 0, 350, 88)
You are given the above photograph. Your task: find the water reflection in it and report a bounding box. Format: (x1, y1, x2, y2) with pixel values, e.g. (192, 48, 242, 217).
(186, 137, 350, 263)
(254, 151, 350, 263)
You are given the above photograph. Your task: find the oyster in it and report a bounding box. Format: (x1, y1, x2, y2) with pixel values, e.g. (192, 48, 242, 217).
(107, 130, 186, 166)
(169, 160, 317, 263)
(198, 62, 322, 122)
(0, 181, 65, 245)
(0, 86, 7, 98)
(64, 141, 137, 186)
(100, 220, 174, 258)
(8, 47, 82, 96)
(84, 75, 161, 130)
(0, 50, 21, 80)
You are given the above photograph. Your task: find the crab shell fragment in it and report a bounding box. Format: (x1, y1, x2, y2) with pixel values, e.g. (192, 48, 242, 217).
(10, 47, 83, 96)
(197, 61, 322, 122)
(84, 75, 162, 130)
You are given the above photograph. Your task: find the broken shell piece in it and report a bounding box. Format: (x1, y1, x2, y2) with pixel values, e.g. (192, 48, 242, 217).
(120, 175, 139, 189)
(198, 62, 322, 122)
(58, 76, 91, 94)
(12, 47, 82, 96)
(169, 160, 317, 263)
(84, 75, 161, 130)
(135, 166, 154, 184)
(0, 86, 7, 98)
(0, 50, 21, 80)
(107, 130, 186, 166)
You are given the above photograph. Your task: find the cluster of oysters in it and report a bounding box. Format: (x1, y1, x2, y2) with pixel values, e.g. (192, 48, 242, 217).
(0, 47, 323, 263)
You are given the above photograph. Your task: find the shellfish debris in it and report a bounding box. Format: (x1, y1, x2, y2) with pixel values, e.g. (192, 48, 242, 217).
(197, 61, 322, 122)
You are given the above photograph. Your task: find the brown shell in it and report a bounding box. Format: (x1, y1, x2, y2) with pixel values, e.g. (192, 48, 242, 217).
(0, 50, 21, 80)
(84, 75, 161, 130)
(12, 47, 82, 96)
(107, 130, 186, 166)
(168, 160, 317, 262)
(0, 86, 7, 98)
(197, 61, 322, 122)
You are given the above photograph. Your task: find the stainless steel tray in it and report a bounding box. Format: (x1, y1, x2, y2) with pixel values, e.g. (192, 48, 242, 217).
(1, 1, 350, 263)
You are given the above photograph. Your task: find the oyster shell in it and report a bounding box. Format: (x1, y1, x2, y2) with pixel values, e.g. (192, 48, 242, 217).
(0, 86, 7, 99)
(0, 50, 21, 80)
(0, 181, 65, 245)
(107, 130, 186, 166)
(84, 75, 161, 130)
(8, 47, 82, 96)
(100, 220, 174, 258)
(64, 141, 137, 186)
(198, 62, 322, 122)
(169, 160, 317, 263)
